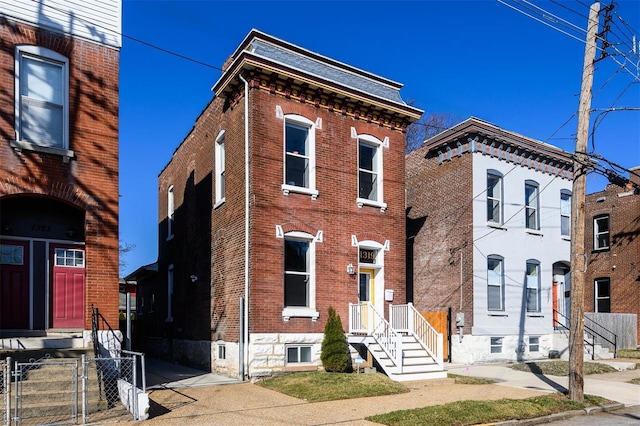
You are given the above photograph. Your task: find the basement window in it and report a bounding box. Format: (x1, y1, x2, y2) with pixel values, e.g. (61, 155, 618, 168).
(217, 344, 226, 360)
(286, 345, 312, 364)
(529, 336, 539, 352)
(490, 337, 503, 354)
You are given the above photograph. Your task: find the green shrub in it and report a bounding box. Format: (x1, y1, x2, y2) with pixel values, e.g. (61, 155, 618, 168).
(321, 307, 351, 373)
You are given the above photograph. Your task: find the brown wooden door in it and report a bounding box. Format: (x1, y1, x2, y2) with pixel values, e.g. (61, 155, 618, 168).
(0, 240, 30, 329)
(422, 310, 449, 360)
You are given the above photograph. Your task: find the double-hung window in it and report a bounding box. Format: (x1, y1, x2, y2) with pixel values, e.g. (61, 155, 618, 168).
(283, 115, 317, 198)
(593, 215, 610, 251)
(282, 231, 318, 319)
(487, 255, 504, 311)
(526, 260, 541, 312)
(594, 278, 610, 313)
(357, 134, 386, 210)
(14, 45, 69, 153)
(525, 180, 540, 230)
(560, 190, 571, 237)
(215, 131, 226, 206)
(167, 185, 175, 239)
(487, 171, 503, 224)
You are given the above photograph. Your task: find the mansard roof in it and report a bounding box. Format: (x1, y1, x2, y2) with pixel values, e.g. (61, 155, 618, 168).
(212, 29, 421, 120)
(423, 117, 574, 179)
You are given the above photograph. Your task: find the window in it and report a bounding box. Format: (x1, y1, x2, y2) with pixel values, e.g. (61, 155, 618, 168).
(560, 190, 571, 237)
(283, 115, 317, 198)
(526, 260, 541, 312)
(217, 344, 226, 360)
(166, 264, 174, 322)
(0, 245, 24, 265)
(529, 336, 540, 352)
(357, 135, 386, 210)
(167, 185, 174, 239)
(594, 278, 610, 313)
(15, 45, 69, 151)
(487, 255, 504, 311)
(283, 232, 316, 313)
(487, 171, 503, 224)
(525, 181, 540, 230)
(286, 345, 312, 364)
(490, 337, 503, 353)
(55, 248, 84, 267)
(593, 215, 610, 250)
(215, 131, 226, 205)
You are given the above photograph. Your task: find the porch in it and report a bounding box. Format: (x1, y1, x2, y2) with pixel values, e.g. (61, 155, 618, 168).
(347, 302, 447, 381)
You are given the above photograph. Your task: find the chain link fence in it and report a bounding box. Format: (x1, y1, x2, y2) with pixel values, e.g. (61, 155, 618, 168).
(1, 352, 147, 425)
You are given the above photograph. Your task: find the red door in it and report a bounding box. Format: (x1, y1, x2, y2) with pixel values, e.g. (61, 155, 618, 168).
(51, 245, 85, 328)
(0, 240, 29, 329)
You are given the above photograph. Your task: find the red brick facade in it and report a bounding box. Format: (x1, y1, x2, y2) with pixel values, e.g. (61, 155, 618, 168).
(584, 171, 640, 342)
(0, 19, 120, 330)
(156, 30, 420, 373)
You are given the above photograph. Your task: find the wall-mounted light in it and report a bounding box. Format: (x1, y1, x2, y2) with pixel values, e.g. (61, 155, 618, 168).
(190, 275, 198, 283)
(346, 263, 355, 275)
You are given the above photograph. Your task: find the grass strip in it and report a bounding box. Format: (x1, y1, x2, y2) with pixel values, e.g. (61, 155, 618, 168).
(257, 371, 408, 402)
(510, 360, 616, 376)
(366, 393, 608, 426)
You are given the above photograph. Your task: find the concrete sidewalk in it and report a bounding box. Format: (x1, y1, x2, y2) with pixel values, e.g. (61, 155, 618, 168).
(132, 358, 638, 425)
(447, 359, 640, 407)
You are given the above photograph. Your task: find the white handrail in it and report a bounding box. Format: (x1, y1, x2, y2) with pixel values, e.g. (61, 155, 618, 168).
(349, 302, 402, 372)
(390, 303, 443, 369)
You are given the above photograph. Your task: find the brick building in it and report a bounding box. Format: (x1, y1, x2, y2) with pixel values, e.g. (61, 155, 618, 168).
(406, 118, 574, 364)
(0, 1, 121, 343)
(154, 30, 422, 378)
(584, 166, 640, 344)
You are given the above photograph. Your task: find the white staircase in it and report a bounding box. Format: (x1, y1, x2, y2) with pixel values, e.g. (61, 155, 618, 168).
(347, 302, 447, 382)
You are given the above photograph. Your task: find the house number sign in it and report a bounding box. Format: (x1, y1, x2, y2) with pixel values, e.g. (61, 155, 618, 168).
(359, 249, 376, 264)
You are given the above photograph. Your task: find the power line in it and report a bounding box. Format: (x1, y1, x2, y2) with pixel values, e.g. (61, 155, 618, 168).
(19, 0, 225, 72)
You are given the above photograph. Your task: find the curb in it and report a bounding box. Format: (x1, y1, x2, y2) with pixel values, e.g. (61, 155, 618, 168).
(491, 403, 625, 425)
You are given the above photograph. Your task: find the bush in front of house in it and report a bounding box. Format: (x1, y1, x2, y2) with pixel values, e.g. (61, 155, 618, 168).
(321, 307, 351, 373)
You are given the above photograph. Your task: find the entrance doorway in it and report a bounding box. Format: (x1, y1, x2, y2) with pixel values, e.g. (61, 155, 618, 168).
(51, 245, 85, 328)
(358, 269, 374, 303)
(0, 240, 30, 329)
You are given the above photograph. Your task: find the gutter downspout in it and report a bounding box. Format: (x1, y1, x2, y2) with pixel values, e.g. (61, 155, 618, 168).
(238, 74, 250, 380)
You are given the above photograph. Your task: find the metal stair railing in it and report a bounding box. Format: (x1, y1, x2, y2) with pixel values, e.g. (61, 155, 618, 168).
(553, 309, 617, 359)
(349, 302, 402, 374)
(390, 303, 443, 370)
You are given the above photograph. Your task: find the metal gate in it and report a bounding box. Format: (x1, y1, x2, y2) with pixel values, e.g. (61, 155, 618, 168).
(1, 353, 143, 425)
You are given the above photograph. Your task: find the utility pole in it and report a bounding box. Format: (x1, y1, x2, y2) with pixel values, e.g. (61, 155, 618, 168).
(569, 1, 600, 403)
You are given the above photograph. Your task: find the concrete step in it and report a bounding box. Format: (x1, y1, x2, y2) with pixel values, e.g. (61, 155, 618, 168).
(1, 334, 85, 350)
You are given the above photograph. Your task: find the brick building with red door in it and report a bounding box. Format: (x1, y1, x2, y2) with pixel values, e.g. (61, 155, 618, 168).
(0, 0, 121, 346)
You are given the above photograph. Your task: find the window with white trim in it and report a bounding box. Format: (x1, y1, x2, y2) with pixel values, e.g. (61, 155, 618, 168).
(594, 277, 610, 313)
(529, 336, 540, 352)
(215, 131, 226, 205)
(487, 255, 504, 311)
(15, 45, 69, 152)
(286, 345, 312, 364)
(167, 185, 174, 239)
(593, 215, 610, 251)
(560, 190, 571, 237)
(526, 260, 541, 312)
(55, 248, 84, 267)
(283, 231, 317, 318)
(525, 180, 540, 230)
(490, 337, 503, 353)
(217, 344, 226, 360)
(357, 134, 385, 210)
(282, 115, 317, 198)
(487, 171, 503, 224)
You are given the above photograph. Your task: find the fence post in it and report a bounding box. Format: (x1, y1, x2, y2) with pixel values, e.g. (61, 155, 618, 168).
(132, 355, 138, 421)
(4, 357, 10, 426)
(81, 354, 88, 424)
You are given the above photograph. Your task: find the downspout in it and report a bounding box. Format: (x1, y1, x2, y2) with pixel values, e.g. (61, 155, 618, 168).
(238, 73, 250, 380)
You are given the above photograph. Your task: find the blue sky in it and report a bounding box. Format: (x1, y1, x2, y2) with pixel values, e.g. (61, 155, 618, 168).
(119, 0, 640, 275)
